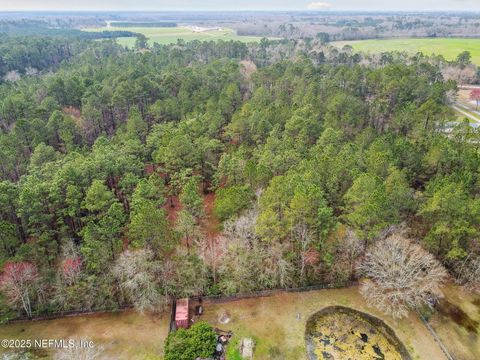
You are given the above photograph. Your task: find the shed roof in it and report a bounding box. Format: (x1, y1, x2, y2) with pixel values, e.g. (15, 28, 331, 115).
(175, 298, 189, 321)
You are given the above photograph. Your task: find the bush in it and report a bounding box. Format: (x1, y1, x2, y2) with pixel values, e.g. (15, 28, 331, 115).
(164, 322, 217, 360)
(214, 185, 254, 221)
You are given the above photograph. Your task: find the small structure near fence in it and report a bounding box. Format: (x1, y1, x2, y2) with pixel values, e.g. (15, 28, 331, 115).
(175, 298, 190, 329)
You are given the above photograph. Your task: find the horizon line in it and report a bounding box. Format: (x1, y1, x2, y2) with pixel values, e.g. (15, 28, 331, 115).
(1, 9, 480, 13)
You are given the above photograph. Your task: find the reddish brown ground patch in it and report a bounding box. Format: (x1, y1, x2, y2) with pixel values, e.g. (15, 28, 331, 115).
(163, 195, 182, 224)
(122, 236, 129, 250)
(197, 192, 224, 272)
(201, 192, 220, 240)
(144, 163, 155, 175)
(162, 187, 221, 257)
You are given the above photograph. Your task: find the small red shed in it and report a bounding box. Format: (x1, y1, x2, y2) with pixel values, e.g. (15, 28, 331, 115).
(175, 298, 190, 329)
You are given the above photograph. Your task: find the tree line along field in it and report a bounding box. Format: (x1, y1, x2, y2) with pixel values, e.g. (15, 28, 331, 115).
(84, 26, 269, 46)
(333, 38, 480, 65)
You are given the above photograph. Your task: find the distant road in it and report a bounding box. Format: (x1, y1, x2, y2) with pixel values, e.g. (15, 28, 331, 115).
(452, 103, 480, 123)
(459, 85, 480, 90)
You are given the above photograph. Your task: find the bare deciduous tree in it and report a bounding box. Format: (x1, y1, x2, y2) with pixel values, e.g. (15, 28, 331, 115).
(332, 228, 364, 282)
(0, 262, 39, 318)
(293, 224, 315, 285)
(112, 249, 165, 312)
(199, 234, 227, 285)
(223, 207, 259, 243)
(453, 254, 480, 292)
(218, 208, 294, 292)
(262, 242, 293, 288)
(441, 64, 477, 85)
(62, 257, 82, 286)
(358, 234, 447, 318)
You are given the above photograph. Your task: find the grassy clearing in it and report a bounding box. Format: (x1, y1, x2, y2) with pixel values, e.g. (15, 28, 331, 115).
(333, 38, 480, 64)
(454, 112, 476, 123)
(454, 108, 480, 123)
(0, 285, 474, 360)
(198, 286, 446, 360)
(429, 284, 480, 360)
(84, 26, 268, 47)
(0, 310, 169, 359)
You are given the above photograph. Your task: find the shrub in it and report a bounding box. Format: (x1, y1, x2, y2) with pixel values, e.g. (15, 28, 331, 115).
(164, 322, 217, 360)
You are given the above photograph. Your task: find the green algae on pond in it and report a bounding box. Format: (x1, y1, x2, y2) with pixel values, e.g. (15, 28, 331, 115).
(305, 306, 411, 360)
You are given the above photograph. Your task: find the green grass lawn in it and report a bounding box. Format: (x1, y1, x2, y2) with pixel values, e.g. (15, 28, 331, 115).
(333, 38, 480, 64)
(85, 26, 269, 47)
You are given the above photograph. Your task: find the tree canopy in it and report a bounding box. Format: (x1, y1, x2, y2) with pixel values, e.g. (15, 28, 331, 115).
(0, 30, 478, 320)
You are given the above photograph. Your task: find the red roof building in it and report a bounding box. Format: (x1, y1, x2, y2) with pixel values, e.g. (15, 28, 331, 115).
(175, 298, 190, 329)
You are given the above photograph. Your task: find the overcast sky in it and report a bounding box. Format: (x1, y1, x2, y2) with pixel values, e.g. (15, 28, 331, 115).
(1, 0, 479, 12)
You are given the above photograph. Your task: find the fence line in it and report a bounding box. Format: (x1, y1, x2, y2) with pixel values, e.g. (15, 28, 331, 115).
(5, 305, 134, 324)
(5, 283, 458, 360)
(416, 310, 455, 360)
(189, 281, 359, 304)
(6, 282, 357, 323)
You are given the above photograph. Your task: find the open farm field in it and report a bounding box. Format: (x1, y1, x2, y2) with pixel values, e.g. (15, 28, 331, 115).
(85, 26, 269, 46)
(333, 38, 480, 64)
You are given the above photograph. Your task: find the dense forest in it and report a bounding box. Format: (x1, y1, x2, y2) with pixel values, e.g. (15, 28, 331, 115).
(0, 32, 479, 320)
(0, 20, 139, 79)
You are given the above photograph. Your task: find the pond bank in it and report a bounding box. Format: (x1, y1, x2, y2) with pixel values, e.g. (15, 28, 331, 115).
(305, 306, 411, 360)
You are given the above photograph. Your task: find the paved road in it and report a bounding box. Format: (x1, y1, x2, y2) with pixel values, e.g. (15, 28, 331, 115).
(453, 103, 480, 123)
(459, 85, 480, 90)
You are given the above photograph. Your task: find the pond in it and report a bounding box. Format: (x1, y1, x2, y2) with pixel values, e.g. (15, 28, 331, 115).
(305, 306, 411, 360)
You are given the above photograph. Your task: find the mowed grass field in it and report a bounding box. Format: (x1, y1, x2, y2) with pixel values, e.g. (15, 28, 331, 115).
(333, 38, 480, 64)
(0, 310, 169, 359)
(199, 286, 447, 360)
(85, 26, 268, 47)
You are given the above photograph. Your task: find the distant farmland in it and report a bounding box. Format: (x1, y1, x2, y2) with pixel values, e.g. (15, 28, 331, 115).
(333, 38, 480, 64)
(85, 26, 269, 46)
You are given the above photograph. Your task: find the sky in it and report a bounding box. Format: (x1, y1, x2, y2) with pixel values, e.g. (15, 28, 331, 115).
(1, 0, 479, 12)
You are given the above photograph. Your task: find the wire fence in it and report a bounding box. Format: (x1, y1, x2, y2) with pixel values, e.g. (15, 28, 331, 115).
(416, 309, 455, 360)
(189, 281, 359, 304)
(6, 281, 358, 323)
(4, 305, 134, 324)
(5, 282, 458, 360)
